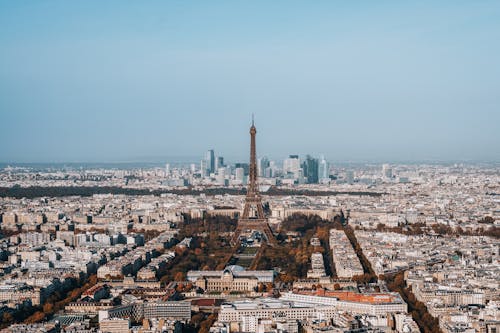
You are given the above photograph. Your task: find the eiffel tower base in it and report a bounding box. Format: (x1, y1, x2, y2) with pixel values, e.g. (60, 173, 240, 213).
(232, 218, 276, 246)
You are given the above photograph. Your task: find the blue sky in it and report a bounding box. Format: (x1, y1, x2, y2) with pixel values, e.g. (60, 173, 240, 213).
(1, 1, 499, 163)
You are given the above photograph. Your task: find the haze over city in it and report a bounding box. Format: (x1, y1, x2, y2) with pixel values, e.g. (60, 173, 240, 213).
(1, 1, 500, 163)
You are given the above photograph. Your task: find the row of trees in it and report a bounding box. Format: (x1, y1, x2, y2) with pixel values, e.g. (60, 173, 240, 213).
(345, 225, 442, 332)
(343, 225, 378, 283)
(0, 274, 98, 328)
(267, 187, 384, 197)
(179, 216, 237, 240)
(368, 221, 500, 239)
(130, 229, 162, 242)
(24, 274, 98, 324)
(384, 273, 441, 333)
(0, 185, 383, 200)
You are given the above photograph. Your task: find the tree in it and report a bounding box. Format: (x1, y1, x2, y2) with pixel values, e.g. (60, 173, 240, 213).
(88, 275, 98, 285)
(333, 283, 341, 290)
(42, 303, 53, 314)
(25, 311, 45, 324)
(175, 246, 187, 256)
(479, 216, 495, 224)
(199, 314, 218, 333)
(279, 273, 295, 283)
(174, 271, 185, 281)
(190, 313, 205, 328)
(1, 312, 13, 325)
(316, 227, 329, 241)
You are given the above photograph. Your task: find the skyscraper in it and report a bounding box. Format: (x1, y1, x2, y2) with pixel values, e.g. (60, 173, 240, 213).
(205, 149, 215, 174)
(257, 156, 270, 178)
(235, 167, 245, 184)
(235, 163, 250, 176)
(200, 159, 207, 177)
(318, 155, 329, 182)
(216, 156, 224, 171)
(302, 155, 319, 184)
(283, 155, 300, 179)
(216, 167, 226, 185)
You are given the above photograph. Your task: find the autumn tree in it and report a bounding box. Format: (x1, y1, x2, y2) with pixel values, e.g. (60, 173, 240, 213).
(1, 312, 13, 325)
(174, 271, 185, 281)
(24, 311, 45, 324)
(42, 303, 53, 314)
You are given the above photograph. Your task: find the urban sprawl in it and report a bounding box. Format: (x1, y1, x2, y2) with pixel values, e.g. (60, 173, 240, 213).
(0, 145, 498, 333)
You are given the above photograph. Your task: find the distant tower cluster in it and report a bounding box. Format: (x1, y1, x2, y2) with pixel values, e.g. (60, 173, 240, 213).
(282, 154, 330, 184)
(198, 145, 331, 185)
(200, 149, 227, 178)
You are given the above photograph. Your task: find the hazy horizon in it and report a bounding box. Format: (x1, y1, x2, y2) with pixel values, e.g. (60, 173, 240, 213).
(1, 156, 499, 167)
(1, 1, 499, 163)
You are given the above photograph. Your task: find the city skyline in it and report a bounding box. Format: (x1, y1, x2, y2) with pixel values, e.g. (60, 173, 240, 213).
(0, 2, 498, 333)
(1, 1, 500, 163)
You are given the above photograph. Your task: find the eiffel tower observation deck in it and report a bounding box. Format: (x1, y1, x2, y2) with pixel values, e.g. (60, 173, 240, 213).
(233, 117, 275, 245)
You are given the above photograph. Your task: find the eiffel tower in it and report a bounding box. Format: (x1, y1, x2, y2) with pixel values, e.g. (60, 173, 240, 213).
(232, 117, 275, 245)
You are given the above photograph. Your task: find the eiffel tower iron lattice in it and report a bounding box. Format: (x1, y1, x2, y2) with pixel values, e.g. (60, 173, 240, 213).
(233, 117, 275, 245)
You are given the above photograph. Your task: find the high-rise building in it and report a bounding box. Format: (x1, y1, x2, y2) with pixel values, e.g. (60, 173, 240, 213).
(267, 161, 276, 178)
(165, 163, 170, 176)
(302, 155, 319, 184)
(216, 156, 224, 171)
(235, 167, 245, 184)
(205, 149, 215, 174)
(283, 155, 301, 179)
(235, 163, 249, 176)
(216, 167, 226, 185)
(318, 155, 329, 182)
(200, 159, 207, 177)
(257, 157, 270, 177)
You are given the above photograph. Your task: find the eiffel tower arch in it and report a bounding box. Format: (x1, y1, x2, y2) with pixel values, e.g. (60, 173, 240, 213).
(232, 117, 275, 245)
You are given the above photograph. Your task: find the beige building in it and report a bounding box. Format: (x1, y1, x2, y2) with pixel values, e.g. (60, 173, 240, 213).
(194, 268, 259, 292)
(99, 318, 130, 333)
(0, 286, 41, 305)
